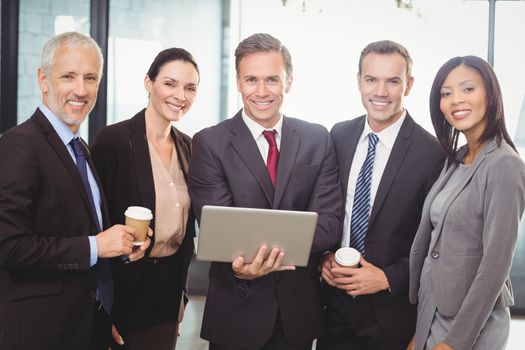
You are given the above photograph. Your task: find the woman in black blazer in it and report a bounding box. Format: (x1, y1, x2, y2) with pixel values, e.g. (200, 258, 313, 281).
(92, 48, 199, 349)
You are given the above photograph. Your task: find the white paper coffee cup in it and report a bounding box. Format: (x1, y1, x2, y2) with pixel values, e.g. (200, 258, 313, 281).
(124, 206, 153, 246)
(335, 247, 361, 268)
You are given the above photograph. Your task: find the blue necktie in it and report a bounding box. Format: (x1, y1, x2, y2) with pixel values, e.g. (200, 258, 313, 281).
(70, 138, 113, 313)
(350, 133, 379, 254)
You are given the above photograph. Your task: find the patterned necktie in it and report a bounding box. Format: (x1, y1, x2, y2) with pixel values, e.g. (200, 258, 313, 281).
(350, 133, 379, 254)
(70, 138, 101, 232)
(70, 137, 113, 313)
(262, 130, 279, 187)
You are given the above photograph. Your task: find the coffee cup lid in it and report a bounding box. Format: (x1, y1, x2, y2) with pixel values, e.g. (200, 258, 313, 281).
(125, 206, 153, 220)
(335, 247, 361, 266)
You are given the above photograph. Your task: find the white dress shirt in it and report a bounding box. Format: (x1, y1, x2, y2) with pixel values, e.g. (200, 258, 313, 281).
(341, 110, 407, 248)
(241, 109, 283, 164)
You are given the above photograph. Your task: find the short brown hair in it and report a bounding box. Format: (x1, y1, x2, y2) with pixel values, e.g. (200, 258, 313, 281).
(358, 40, 412, 77)
(235, 33, 293, 77)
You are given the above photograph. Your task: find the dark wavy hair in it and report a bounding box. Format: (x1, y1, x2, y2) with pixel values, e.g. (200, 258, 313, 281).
(146, 47, 199, 82)
(429, 55, 516, 165)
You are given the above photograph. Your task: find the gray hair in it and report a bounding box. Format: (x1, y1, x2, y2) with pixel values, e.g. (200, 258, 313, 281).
(235, 33, 293, 78)
(41, 31, 103, 76)
(358, 40, 412, 77)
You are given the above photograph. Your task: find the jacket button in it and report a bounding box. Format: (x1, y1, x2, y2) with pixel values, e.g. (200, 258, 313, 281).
(90, 291, 96, 299)
(431, 251, 439, 259)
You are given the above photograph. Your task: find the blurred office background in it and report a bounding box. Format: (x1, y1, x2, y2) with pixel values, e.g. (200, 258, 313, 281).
(1, 0, 525, 348)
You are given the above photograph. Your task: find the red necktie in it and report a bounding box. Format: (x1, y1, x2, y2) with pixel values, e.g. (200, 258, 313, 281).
(262, 130, 279, 187)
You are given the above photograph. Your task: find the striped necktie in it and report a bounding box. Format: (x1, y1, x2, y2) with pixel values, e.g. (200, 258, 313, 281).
(350, 133, 379, 254)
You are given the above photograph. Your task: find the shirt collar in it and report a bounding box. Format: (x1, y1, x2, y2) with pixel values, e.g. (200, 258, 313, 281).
(361, 109, 407, 150)
(241, 108, 283, 139)
(39, 104, 80, 146)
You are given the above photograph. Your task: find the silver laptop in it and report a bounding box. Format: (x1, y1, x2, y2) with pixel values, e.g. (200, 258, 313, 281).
(196, 205, 318, 267)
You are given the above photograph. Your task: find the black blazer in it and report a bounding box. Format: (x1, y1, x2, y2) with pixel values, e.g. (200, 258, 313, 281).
(327, 113, 445, 341)
(0, 109, 108, 349)
(188, 111, 344, 348)
(91, 109, 195, 331)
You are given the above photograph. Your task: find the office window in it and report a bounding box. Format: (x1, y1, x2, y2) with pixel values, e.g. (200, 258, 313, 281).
(495, 0, 525, 314)
(107, 0, 225, 136)
(494, 1, 525, 148)
(17, 0, 90, 124)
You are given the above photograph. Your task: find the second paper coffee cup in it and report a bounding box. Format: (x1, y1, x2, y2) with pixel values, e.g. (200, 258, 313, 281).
(335, 247, 361, 268)
(124, 206, 153, 245)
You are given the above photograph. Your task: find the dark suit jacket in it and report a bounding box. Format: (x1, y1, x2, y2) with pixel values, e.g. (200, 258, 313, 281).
(91, 109, 195, 332)
(187, 110, 343, 348)
(0, 108, 108, 349)
(327, 113, 444, 341)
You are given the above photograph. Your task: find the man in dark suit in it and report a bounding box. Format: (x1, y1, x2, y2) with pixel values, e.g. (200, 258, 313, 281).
(188, 33, 343, 350)
(316, 40, 445, 350)
(0, 32, 150, 350)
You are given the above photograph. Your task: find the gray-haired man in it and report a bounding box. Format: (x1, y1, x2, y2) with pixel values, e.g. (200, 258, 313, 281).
(0, 32, 150, 350)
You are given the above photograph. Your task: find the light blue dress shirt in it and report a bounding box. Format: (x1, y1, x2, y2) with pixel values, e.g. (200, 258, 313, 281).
(39, 104, 100, 266)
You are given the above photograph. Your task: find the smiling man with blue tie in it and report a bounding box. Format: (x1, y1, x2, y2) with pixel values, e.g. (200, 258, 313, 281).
(317, 40, 445, 350)
(0, 32, 150, 350)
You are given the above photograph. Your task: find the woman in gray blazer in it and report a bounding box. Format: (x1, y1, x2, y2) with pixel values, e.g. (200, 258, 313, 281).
(408, 56, 525, 350)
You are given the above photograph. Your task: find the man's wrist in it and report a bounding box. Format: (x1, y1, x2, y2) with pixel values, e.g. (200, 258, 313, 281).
(319, 251, 333, 267)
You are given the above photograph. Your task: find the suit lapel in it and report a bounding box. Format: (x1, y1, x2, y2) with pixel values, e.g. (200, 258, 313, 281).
(228, 113, 274, 206)
(429, 140, 496, 250)
(273, 117, 300, 208)
(411, 157, 453, 255)
(418, 161, 456, 251)
(229, 111, 274, 206)
(129, 110, 156, 219)
(369, 115, 414, 227)
(33, 111, 99, 232)
(340, 117, 366, 197)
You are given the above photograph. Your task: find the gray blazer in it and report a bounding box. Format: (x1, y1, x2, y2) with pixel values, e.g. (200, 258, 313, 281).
(409, 139, 525, 350)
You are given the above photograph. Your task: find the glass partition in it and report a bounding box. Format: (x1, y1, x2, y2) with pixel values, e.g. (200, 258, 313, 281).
(17, 0, 90, 139)
(107, 0, 225, 136)
(495, 0, 525, 313)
